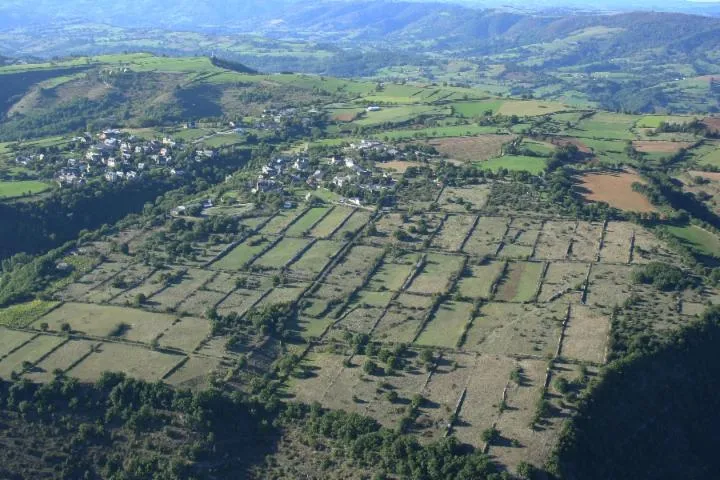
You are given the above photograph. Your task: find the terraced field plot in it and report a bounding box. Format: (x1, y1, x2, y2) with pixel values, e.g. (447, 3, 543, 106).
(463, 216, 508, 257)
(407, 253, 465, 295)
(494, 261, 544, 303)
(35, 303, 178, 344)
(287, 239, 344, 279)
(253, 237, 312, 269)
(456, 261, 504, 300)
(309, 206, 354, 238)
(416, 300, 473, 348)
(431, 215, 476, 251)
(285, 207, 330, 237)
(212, 236, 274, 270)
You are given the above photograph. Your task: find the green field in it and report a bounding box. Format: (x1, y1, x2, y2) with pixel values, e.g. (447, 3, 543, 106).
(213, 237, 272, 270)
(475, 155, 547, 174)
(0, 180, 51, 198)
(667, 225, 720, 258)
(451, 100, 504, 117)
(354, 105, 449, 126)
(253, 238, 312, 268)
(285, 207, 330, 237)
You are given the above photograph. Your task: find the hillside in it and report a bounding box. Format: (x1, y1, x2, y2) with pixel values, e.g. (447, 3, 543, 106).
(2, 4, 720, 113)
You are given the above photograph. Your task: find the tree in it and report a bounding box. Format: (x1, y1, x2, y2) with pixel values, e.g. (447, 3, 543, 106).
(133, 293, 147, 307)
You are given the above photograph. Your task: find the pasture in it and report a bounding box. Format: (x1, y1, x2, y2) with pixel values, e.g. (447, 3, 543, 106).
(0, 180, 50, 198)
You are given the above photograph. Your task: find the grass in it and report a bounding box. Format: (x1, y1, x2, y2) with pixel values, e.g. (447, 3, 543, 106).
(416, 301, 474, 348)
(0, 300, 59, 328)
(212, 236, 272, 270)
(475, 155, 547, 174)
(353, 105, 448, 126)
(285, 207, 330, 237)
(0, 180, 50, 198)
(451, 100, 504, 117)
(374, 124, 503, 141)
(253, 238, 312, 269)
(666, 225, 720, 258)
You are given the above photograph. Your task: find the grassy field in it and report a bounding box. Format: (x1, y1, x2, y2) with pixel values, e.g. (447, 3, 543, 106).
(285, 207, 330, 237)
(253, 238, 312, 269)
(416, 300, 473, 348)
(495, 262, 544, 302)
(451, 100, 504, 117)
(213, 236, 273, 270)
(476, 155, 547, 174)
(667, 225, 720, 258)
(0, 180, 50, 198)
(353, 105, 449, 126)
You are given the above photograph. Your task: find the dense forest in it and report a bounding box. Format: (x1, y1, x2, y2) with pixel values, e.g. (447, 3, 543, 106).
(551, 306, 720, 479)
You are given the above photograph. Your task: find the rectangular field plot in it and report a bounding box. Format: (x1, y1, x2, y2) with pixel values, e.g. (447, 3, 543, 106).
(0, 328, 37, 358)
(25, 339, 98, 383)
(287, 240, 344, 279)
(373, 308, 425, 344)
(325, 245, 385, 288)
(212, 235, 275, 270)
(463, 217, 508, 257)
(453, 354, 517, 447)
(259, 209, 303, 235)
(498, 217, 543, 260)
(489, 359, 556, 470)
(0, 335, 65, 379)
(177, 289, 227, 316)
(35, 303, 178, 344)
(331, 209, 371, 240)
(361, 366, 429, 429)
(158, 317, 211, 353)
(252, 237, 312, 269)
(407, 253, 465, 295)
(366, 252, 420, 292)
(284, 207, 331, 237)
(537, 262, 588, 303)
(310, 206, 354, 238)
(569, 222, 603, 262)
(561, 305, 610, 364)
(148, 268, 215, 311)
(416, 301, 473, 348)
(165, 356, 222, 389)
(464, 302, 565, 357)
(586, 264, 634, 309)
(67, 343, 185, 382)
(533, 220, 575, 260)
(437, 185, 491, 212)
(432, 215, 477, 252)
(494, 261, 544, 303)
(600, 222, 634, 263)
(457, 261, 505, 300)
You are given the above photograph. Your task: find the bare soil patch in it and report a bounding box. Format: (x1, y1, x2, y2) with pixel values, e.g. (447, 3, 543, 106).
(578, 170, 657, 213)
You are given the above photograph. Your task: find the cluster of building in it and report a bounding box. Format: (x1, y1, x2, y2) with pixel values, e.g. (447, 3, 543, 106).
(12, 128, 218, 187)
(253, 139, 415, 205)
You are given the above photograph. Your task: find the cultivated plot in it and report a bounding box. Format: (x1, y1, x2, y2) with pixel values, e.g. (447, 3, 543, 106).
(494, 261, 544, 303)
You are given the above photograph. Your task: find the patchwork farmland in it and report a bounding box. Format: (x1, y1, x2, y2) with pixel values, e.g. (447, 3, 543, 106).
(0, 173, 707, 476)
